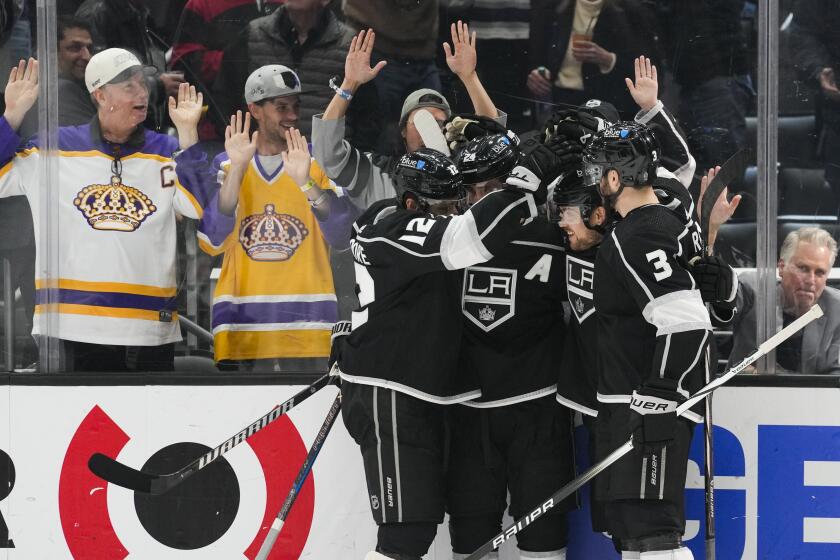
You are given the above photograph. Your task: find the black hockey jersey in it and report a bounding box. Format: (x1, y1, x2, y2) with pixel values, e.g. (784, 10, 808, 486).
(459, 218, 567, 407)
(338, 189, 538, 404)
(594, 202, 712, 423)
(554, 101, 699, 418)
(556, 247, 600, 416)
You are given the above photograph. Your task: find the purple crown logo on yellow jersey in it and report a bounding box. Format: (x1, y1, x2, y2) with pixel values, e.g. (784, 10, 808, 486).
(239, 204, 309, 261)
(73, 176, 157, 232)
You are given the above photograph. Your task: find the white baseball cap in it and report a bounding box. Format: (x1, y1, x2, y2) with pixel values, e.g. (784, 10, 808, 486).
(85, 48, 143, 93)
(244, 65, 302, 104)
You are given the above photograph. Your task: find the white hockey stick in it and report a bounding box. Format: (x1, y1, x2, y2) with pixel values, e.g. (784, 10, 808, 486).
(465, 304, 824, 560)
(414, 109, 451, 156)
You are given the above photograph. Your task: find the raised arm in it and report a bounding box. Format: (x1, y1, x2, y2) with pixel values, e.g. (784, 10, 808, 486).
(322, 29, 387, 122)
(443, 20, 499, 119)
(627, 56, 695, 187)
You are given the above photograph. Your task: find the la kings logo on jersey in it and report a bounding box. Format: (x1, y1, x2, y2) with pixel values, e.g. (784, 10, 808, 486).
(462, 267, 517, 332)
(566, 255, 595, 323)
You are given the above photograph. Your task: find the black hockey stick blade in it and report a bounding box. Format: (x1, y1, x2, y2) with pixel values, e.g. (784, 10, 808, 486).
(88, 372, 337, 495)
(699, 148, 751, 251)
(466, 304, 824, 560)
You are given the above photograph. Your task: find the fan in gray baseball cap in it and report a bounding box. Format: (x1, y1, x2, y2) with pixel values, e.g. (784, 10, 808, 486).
(243, 65, 303, 146)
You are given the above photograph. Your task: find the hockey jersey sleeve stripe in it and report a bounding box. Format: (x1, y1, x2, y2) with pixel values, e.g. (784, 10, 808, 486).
(642, 289, 712, 335)
(36, 287, 178, 311)
(440, 210, 492, 270)
(354, 235, 443, 258)
(35, 278, 177, 297)
(213, 322, 333, 334)
(211, 300, 338, 329)
(214, 293, 338, 305)
(36, 303, 178, 322)
(635, 100, 696, 188)
(612, 230, 654, 300)
(478, 192, 531, 240)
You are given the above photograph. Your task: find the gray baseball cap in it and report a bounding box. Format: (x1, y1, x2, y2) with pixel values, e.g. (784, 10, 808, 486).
(399, 89, 451, 128)
(244, 65, 302, 104)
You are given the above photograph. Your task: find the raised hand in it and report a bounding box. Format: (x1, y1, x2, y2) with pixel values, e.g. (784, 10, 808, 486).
(225, 111, 258, 167)
(4, 58, 39, 130)
(345, 29, 387, 89)
(168, 82, 204, 131)
(699, 165, 742, 239)
(625, 55, 658, 112)
(443, 20, 477, 80)
(282, 127, 312, 189)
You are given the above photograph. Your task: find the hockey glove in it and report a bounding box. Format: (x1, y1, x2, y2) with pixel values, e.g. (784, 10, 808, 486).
(691, 255, 738, 307)
(504, 135, 561, 205)
(545, 137, 583, 167)
(541, 109, 603, 146)
(329, 320, 352, 372)
(629, 380, 684, 450)
(444, 114, 510, 150)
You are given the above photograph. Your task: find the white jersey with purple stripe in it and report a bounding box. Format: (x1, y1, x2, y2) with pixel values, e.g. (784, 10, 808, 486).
(0, 117, 215, 346)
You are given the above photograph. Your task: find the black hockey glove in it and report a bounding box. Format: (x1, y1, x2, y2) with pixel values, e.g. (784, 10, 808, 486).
(504, 135, 561, 205)
(629, 380, 684, 451)
(545, 137, 583, 167)
(691, 255, 738, 307)
(329, 320, 352, 372)
(444, 114, 511, 150)
(541, 109, 603, 146)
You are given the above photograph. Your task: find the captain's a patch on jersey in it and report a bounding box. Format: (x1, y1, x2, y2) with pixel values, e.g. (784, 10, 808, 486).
(462, 266, 517, 332)
(566, 256, 595, 323)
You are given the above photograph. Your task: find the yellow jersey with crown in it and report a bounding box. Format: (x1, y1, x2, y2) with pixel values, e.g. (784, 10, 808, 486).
(198, 153, 338, 361)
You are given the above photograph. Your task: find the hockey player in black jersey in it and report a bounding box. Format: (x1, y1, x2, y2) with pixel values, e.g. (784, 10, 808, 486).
(583, 121, 711, 560)
(447, 134, 575, 560)
(337, 142, 559, 560)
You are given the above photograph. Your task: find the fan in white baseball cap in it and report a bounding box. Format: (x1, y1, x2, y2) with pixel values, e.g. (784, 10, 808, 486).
(84, 48, 144, 93)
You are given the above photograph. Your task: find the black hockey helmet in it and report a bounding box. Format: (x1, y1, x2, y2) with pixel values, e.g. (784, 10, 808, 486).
(547, 165, 605, 230)
(582, 121, 660, 189)
(456, 133, 518, 185)
(393, 148, 466, 214)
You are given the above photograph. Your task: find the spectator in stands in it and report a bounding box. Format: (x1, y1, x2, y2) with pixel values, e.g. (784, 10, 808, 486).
(198, 65, 358, 372)
(312, 26, 501, 210)
(654, 1, 753, 171)
(467, 0, 531, 131)
(76, 0, 187, 128)
(527, 0, 659, 120)
(213, 0, 379, 149)
(19, 16, 96, 139)
(721, 227, 840, 375)
(0, 53, 213, 372)
(169, 0, 283, 139)
(343, 0, 440, 145)
(790, 1, 840, 210)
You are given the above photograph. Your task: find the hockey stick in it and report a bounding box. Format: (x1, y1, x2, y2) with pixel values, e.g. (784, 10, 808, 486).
(414, 109, 451, 156)
(698, 149, 751, 245)
(255, 392, 342, 560)
(465, 304, 824, 560)
(88, 372, 338, 495)
(703, 345, 716, 560)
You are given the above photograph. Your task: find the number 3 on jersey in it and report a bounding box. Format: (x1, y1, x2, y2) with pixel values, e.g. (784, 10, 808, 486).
(398, 217, 435, 246)
(646, 249, 673, 281)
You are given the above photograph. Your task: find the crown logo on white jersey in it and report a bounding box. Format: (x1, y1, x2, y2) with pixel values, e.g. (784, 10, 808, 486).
(74, 176, 156, 232)
(478, 305, 496, 322)
(239, 204, 308, 261)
